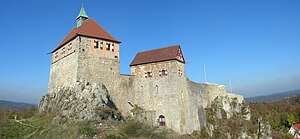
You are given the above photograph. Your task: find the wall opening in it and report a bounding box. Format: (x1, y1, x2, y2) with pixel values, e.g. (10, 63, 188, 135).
(155, 85, 158, 94)
(158, 115, 166, 126)
(140, 86, 143, 93)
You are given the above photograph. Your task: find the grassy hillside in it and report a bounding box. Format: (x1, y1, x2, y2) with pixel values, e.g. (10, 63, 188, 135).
(0, 106, 182, 139)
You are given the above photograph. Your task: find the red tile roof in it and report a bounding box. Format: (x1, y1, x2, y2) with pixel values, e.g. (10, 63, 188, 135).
(52, 18, 120, 53)
(130, 45, 185, 66)
(294, 124, 300, 130)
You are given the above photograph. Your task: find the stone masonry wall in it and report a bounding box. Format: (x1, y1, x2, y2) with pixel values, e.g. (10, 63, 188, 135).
(130, 60, 186, 133)
(76, 36, 120, 94)
(112, 74, 134, 116)
(182, 79, 227, 133)
(48, 39, 79, 94)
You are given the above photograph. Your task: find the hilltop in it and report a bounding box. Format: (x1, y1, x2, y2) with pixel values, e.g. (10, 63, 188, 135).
(0, 100, 35, 112)
(245, 89, 300, 102)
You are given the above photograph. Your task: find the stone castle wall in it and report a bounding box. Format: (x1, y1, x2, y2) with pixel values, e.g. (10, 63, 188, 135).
(111, 74, 134, 115)
(48, 39, 79, 93)
(130, 60, 186, 133)
(48, 35, 241, 135)
(182, 80, 227, 133)
(76, 36, 120, 93)
(49, 36, 121, 93)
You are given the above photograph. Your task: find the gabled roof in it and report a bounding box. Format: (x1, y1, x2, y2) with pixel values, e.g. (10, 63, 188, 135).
(52, 18, 120, 53)
(130, 45, 185, 66)
(293, 124, 300, 130)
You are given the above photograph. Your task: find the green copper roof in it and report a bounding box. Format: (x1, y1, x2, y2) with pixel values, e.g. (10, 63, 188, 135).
(76, 4, 89, 19)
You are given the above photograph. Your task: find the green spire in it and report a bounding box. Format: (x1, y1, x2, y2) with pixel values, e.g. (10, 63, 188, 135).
(76, 4, 89, 27)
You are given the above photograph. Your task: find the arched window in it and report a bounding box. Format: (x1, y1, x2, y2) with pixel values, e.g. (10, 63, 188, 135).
(158, 115, 166, 126)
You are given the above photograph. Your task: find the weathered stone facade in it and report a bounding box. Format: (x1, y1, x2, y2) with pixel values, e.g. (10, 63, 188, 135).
(48, 36, 120, 93)
(46, 6, 251, 135)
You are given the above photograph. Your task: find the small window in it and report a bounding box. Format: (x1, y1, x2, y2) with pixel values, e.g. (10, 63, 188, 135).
(100, 42, 103, 50)
(106, 43, 111, 51)
(55, 52, 58, 58)
(155, 85, 158, 94)
(115, 56, 118, 59)
(140, 86, 143, 93)
(145, 72, 153, 78)
(94, 40, 99, 48)
(112, 44, 115, 52)
(68, 43, 72, 50)
(178, 69, 183, 76)
(147, 72, 152, 77)
(159, 70, 168, 76)
(61, 47, 65, 54)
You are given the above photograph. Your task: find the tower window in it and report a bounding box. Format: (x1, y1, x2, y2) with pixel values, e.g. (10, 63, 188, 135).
(178, 69, 183, 76)
(106, 43, 111, 51)
(54, 52, 58, 58)
(61, 47, 66, 54)
(112, 43, 115, 52)
(145, 72, 153, 78)
(155, 85, 158, 94)
(100, 42, 103, 50)
(94, 40, 99, 48)
(68, 43, 72, 50)
(159, 70, 168, 76)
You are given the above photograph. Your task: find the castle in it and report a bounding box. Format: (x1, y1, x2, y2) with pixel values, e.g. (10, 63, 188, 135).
(48, 5, 241, 134)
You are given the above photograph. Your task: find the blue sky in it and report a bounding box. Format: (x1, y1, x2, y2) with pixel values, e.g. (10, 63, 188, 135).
(0, 0, 299, 104)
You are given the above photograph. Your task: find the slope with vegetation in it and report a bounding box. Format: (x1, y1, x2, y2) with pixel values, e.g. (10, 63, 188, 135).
(249, 95, 300, 139)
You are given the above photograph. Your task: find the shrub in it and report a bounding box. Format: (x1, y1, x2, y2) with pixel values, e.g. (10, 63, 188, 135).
(121, 119, 155, 137)
(80, 127, 96, 137)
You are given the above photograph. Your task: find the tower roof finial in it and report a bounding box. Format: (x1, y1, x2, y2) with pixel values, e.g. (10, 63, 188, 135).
(76, 3, 89, 19)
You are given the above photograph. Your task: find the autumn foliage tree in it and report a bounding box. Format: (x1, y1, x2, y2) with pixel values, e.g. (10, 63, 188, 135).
(249, 95, 300, 138)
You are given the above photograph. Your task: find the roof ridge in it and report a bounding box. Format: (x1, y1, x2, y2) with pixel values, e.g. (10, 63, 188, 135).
(130, 44, 184, 66)
(139, 44, 180, 53)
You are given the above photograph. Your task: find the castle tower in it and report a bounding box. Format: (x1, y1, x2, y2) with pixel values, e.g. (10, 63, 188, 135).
(48, 5, 121, 93)
(130, 45, 188, 133)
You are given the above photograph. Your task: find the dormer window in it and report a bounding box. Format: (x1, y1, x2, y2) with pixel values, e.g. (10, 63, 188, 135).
(106, 43, 111, 51)
(94, 40, 99, 49)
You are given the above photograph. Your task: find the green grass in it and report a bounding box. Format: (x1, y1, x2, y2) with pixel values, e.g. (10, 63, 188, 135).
(0, 120, 36, 139)
(0, 114, 177, 139)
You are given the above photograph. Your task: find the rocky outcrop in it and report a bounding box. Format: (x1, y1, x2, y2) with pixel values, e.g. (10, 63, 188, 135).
(38, 81, 121, 121)
(203, 94, 271, 139)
